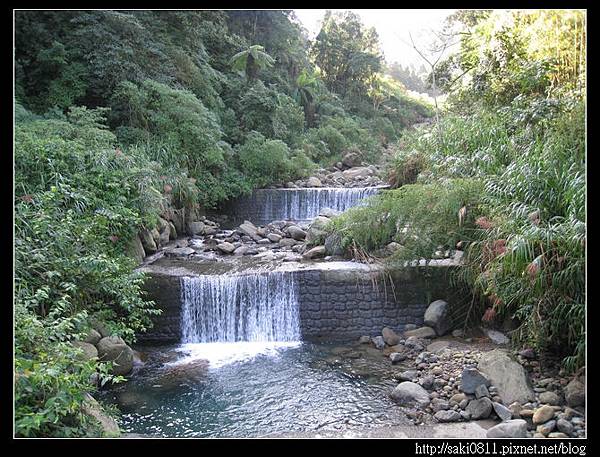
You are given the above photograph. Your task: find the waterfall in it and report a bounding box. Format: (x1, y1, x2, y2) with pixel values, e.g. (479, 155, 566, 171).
(261, 187, 382, 222)
(180, 272, 300, 343)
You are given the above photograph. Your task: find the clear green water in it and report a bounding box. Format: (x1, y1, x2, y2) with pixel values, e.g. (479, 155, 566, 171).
(99, 342, 410, 437)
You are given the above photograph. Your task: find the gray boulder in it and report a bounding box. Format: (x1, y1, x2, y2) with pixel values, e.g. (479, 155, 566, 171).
(341, 151, 362, 169)
(390, 382, 431, 408)
(189, 221, 205, 236)
(83, 328, 102, 345)
(493, 402, 513, 421)
(486, 420, 528, 438)
(306, 176, 322, 187)
(319, 207, 341, 218)
(423, 300, 450, 336)
(287, 226, 307, 241)
(389, 352, 406, 364)
(168, 221, 177, 240)
(484, 328, 510, 345)
(564, 378, 585, 407)
(82, 393, 121, 437)
(302, 246, 326, 260)
(139, 229, 157, 255)
(267, 233, 282, 243)
(539, 391, 561, 406)
(324, 232, 344, 256)
(239, 221, 262, 242)
(466, 397, 493, 419)
(398, 370, 418, 382)
(72, 341, 98, 361)
(382, 327, 401, 346)
(461, 368, 491, 394)
(434, 410, 461, 422)
(216, 242, 236, 254)
(403, 326, 437, 339)
(372, 336, 386, 350)
(478, 349, 535, 405)
(307, 216, 331, 243)
(127, 235, 146, 264)
(97, 336, 134, 376)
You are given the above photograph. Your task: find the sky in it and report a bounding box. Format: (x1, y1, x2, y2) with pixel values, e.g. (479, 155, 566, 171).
(293, 9, 458, 69)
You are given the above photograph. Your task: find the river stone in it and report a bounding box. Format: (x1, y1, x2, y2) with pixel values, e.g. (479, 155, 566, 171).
(72, 341, 98, 361)
(82, 393, 120, 437)
(484, 328, 510, 345)
(287, 225, 307, 241)
(168, 221, 177, 240)
(537, 420, 556, 436)
(423, 300, 450, 336)
(239, 221, 262, 242)
(539, 391, 561, 406)
(150, 228, 160, 244)
(404, 326, 436, 339)
(306, 176, 322, 187)
(302, 246, 326, 259)
(398, 370, 418, 382)
(461, 368, 491, 394)
(127, 235, 146, 264)
(267, 233, 282, 243)
(307, 216, 331, 243)
(434, 410, 461, 423)
(556, 418, 574, 436)
(168, 247, 195, 256)
(83, 328, 102, 345)
(324, 232, 344, 256)
(158, 224, 171, 246)
(449, 393, 468, 405)
(426, 340, 452, 354)
(548, 432, 569, 438)
(279, 238, 298, 247)
(139, 229, 157, 255)
(478, 349, 535, 405)
(493, 402, 513, 421)
(389, 352, 406, 364)
(341, 151, 361, 168)
(466, 397, 493, 419)
(97, 336, 134, 376)
(390, 382, 431, 408)
(475, 384, 490, 399)
(486, 419, 528, 438)
(91, 319, 111, 338)
(533, 405, 556, 424)
(319, 207, 341, 218)
(382, 327, 401, 346)
(358, 335, 371, 344)
(216, 242, 236, 254)
(372, 336, 386, 350)
(343, 166, 372, 180)
(564, 378, 585, 407)
(189, 221, 205, 236)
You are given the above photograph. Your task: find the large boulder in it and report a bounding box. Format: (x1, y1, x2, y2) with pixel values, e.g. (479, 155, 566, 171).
(466, 397, 493, 419)
(341, 151, 362, 169)
(127, 235, 146, 264)
(434, 410, 461, 423)
(306, 177, 323, 187)
(302, 246, 326, 260)
(306, 216, 331, 244)
(82, 393, 121, 437)
(216, 242, 236, 254)
(461, 368, 491, 394)
(478, 349, 535, 405)
(423, 300, 450, 336)
(390, 382, 431, 408)
(342, 166, 372, 180)
(239, 221, 262, 242)
(72, 341, 98, 361)
(564, 377, 585, 407)
(287, 225, 307, 241)
(324, 232, 344, 256)
(319, 208, 341, 219)
(382, 327, 401, 346)
(486, 420, 528, 438)
(97, 336, 134, 376)
(139, 229, 157, 255)
(403, 326, 436, 339)
(190, 221, 206, 236)
(83, 328, 102, 345)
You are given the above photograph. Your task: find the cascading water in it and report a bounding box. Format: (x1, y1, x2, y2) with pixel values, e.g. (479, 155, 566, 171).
(180, 272, 300, 343)
(262, 187, 382, 222)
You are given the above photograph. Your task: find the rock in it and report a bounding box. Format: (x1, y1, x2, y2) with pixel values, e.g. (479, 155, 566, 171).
(459, 399, 469, 410)
(306, 176, 322, 187)
(478, 349, 535, 405)
(398, 370, 418, 382)
(82, 393, 120, 437)
(519, 348, 536, 359)
(556, 418, 574, 436)
(426, 340, 452, 354)
(449, 393, 468, 405)
(127, 235, 146, 264)
(385, 242, 403, 255)
(548, 432, 569, 438)
(404, 326, 437, 339)
(404, 324, 417, 332)
(302, 246, 326, 260)
(318, 208, 340, 219)
(423, 300, 450, 336)
(150, 228, 160, 244)
(509, 402, 523, 418)
(306, 216, 331, 243)
(389, 352, 406, 364)
(83, 328, 102, 345)
(486, 420, 528, 438)
(341, 151, 362, 168)
(537, 420, 556, 436)
(461, 368, 491, 394)
(267, 233, 282, 243)
(372, 336, 385, 350)
(239, 221, 262, 242)
(493, 402, 513, 421)
(533, 405, 555, 424)
(324, 232, 344, 256)
(287, 225, 307, 241)
(168, 221, 177, 240)
(452, 329, 464, 338)
(167, 247, 196, 257)
(484, 328, 510, 345)
(342, 166, 372, 180)
(170, 208, 185, 235)
(390, 382, 431, 408)
(564, 378, 585, 407)
(96, 336, 134, 376)
(72, 341, 98, 361)
(420, 376, 435, 390)
(475, 384, 490, 399)
(358, 335, 371, 344)
(91, 319, 111, 338)
(189, 221, 206, 236)
(139, 229, 157, 255)
(382, 327, 401, 346)
(466, 397, 493, 419)
(539, 391, 561, 406)
(158, 223, 170, 246)
(279, 238, 298, 247)
(431, 398, 450, 412)
(434, 410, 461, 423)
(216, 242, 236, 254)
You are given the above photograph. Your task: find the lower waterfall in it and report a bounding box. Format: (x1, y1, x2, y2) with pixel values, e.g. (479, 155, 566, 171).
(180, 272, 300, 343)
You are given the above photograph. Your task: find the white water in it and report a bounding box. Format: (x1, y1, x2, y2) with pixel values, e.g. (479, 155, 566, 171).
(180, 272, 300, 344)
(261, 187, 381, 222)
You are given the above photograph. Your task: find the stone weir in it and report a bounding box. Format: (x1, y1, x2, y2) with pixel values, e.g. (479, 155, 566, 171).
(136, 256, 461, 344)
(215, 186, 388, 227)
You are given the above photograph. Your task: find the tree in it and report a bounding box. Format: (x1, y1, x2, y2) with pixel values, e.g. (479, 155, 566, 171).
(229, 44, 275, 81)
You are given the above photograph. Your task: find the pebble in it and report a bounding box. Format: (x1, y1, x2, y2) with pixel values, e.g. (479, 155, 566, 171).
(536, 420, 556, 436)
(533, 405, 555, 424)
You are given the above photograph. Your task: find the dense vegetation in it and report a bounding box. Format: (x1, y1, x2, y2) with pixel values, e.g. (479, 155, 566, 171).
(330, 10, 586, 372)
(14, 10, 432, 437)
